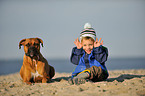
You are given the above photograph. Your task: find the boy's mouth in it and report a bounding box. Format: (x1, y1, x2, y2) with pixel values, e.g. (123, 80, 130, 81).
(85, 50, 92, 54)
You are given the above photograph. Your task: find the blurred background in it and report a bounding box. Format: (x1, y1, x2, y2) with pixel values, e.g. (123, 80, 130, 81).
(0, 0, 145, 75)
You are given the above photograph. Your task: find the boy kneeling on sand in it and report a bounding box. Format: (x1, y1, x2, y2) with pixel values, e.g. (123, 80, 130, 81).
(68, 23, 109, 85)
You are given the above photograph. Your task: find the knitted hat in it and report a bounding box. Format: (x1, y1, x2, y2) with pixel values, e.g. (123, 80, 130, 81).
(80, 23, 96, 41)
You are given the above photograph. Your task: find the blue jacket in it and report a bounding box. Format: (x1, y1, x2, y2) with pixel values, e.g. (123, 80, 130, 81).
(70, 45, 109, 78)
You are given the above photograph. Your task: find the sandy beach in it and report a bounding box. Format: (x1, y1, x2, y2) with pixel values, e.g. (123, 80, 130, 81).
(0, 69, 145, 96)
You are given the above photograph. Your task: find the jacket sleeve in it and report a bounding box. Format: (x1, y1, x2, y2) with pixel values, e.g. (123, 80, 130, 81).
(93, 45, 108, 64)
(70, 47, 84, 65)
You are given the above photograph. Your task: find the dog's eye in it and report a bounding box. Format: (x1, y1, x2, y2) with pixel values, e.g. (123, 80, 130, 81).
(34, 43, 39, 46)
(25, 43, 30, 47)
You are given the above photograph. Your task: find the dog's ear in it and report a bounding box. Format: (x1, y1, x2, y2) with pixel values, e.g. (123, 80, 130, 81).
(36, 37, 43, 47)
(19, 39, 26, 49)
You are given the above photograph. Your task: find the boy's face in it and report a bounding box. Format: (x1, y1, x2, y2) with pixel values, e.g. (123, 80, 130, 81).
(81, 39, 94, 54)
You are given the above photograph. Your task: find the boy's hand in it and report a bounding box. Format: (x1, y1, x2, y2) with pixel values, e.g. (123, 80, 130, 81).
(94, 38, 103, 48)
(74, 38, 82, 49)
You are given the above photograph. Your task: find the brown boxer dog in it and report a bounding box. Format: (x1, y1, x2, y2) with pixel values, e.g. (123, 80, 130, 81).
(19, 37, 55, 85)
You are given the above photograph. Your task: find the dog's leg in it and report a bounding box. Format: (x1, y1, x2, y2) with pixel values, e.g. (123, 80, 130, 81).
(23, 76, 32, 85)
(42, 77, 48, 83)
(49, 66, 55, 79)
(20, 66, 32, 85)
(34, 77, 43, 83)
(20, 66, 24, 79)
(42, 72, 50, 83)
(23, 70, 33, 85)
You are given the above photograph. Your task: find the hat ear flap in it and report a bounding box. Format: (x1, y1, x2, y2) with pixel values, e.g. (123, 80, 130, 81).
(19, 39, 26, 49)
(36, 37, 43, 47)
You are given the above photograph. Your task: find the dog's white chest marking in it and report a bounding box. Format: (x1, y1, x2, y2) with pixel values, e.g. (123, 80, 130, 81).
(31, 71, 42, 78)
(31, 64, 42, 78)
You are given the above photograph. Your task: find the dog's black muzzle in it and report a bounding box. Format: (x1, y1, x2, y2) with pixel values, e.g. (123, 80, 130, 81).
(26, 46, 39, 58)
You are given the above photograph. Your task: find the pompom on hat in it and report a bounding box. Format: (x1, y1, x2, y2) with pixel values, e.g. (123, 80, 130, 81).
(80, 23, 96, 41)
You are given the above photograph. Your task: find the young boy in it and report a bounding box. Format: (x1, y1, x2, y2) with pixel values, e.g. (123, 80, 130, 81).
(68, 23, 109, 85)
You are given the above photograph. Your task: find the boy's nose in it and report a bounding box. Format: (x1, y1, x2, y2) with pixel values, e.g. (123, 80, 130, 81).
(86, 46, 90, 49)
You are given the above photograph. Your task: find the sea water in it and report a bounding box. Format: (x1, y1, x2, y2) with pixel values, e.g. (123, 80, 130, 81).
(0, 58, 145, 75)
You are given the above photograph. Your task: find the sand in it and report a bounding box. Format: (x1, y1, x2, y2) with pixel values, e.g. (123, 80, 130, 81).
(0, 69, 145, 96)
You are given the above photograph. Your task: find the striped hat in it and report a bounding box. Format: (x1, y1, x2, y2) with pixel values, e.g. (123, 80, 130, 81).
(80, 23, 96, 41)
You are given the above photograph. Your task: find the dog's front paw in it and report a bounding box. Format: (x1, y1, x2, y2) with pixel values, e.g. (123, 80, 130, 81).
(42, 78, 47, 83)
(25, 81, 33, 85)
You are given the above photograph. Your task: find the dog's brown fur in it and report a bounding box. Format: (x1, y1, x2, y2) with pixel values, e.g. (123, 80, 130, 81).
(19, 38, 55, 84)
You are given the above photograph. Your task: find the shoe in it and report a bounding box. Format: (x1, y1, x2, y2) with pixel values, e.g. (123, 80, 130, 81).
(68, 78, 86, 85)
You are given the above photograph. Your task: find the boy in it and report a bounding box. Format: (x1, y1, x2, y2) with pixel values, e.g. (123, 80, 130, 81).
(68, 23, 109, 85)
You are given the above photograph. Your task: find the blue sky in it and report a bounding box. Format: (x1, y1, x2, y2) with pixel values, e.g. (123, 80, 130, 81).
(0, 0, 145, 60)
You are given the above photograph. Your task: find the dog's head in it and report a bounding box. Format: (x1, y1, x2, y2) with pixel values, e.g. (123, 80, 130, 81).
(19, 38, 43, 59)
